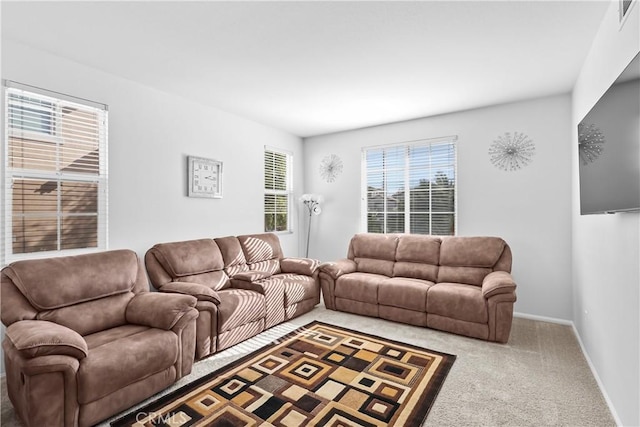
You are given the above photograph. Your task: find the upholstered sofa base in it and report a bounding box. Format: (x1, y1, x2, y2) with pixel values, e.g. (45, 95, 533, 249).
(218, 318, 266, 352)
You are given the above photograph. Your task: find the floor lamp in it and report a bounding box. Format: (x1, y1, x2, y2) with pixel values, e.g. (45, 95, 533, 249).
(300, 194, 323, 258)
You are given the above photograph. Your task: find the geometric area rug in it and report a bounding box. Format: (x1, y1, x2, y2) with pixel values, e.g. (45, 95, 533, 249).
(111, 321, 456, 427)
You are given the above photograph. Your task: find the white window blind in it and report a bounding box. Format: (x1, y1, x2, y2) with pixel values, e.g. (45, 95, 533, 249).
(362, 137, 457, 235)
(264, 147, 292, 232)
(2, 81, 108, 265)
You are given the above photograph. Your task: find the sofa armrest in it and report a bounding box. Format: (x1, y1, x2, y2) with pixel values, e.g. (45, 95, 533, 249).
(231, 278, 266, 294)
(281, 257, 319, 276)
(159, 282, 221, 305)
(482, 271, 517, 299)
(5, 320, 88, 360)
(126, 293, 197, 330)
(319, 259, 357, 280)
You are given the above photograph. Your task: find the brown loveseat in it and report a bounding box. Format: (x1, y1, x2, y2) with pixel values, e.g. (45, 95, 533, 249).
(319, 233, 517, 343)
(145, 233, 320, 359)
(0, 250, 198, 427)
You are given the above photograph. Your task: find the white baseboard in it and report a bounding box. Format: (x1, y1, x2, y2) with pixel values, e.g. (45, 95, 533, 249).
(515, 311, 621, 426)
(514, 311, 573, 325)
(570, 323, 623, 427)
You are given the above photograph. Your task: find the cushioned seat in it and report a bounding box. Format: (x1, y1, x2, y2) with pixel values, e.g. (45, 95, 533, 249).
(335, 272, 387, 304)
(427, 283, 488, 324)
(378, 277, 432, 312)
(78, 328, 178, 404)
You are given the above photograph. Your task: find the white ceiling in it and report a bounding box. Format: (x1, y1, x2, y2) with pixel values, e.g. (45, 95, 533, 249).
(1, 1, 609, 137)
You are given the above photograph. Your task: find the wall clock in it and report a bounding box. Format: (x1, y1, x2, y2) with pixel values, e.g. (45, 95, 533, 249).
(319, 154, 343, 183)
(188, 156, 223, 198)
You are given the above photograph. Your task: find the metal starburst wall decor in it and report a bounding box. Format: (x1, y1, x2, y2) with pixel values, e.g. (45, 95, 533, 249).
(319, 154, 343, 183)
(578, 122, 605, 165)
(488, 132, 536, 171)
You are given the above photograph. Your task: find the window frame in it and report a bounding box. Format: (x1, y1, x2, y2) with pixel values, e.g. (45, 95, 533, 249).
(264, 146, 293, 234)
(361, 136, 458, 236)
(2, 81, 109, 265)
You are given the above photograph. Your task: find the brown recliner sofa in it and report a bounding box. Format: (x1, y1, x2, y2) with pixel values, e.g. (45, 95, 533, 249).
(145, 232, 320, 359)
(319, 233, 517, 343)
(0, 250, 198, 427)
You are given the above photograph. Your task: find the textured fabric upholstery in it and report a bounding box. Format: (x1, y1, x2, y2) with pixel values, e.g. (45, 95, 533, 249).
(146, 233, 320, 359)
(0, 250, 198, 427)
(320, 233, 517, 343)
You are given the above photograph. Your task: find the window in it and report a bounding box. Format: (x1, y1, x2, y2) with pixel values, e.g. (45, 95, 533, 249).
(264, 147, 292, 232)
(362, 137, 457, 235)
(3, 81, 108, 264)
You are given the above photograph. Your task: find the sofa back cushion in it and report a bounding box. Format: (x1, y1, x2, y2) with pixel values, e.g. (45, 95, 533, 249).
(393, 235, 440, 281)
(437, 237, 509, 285)
(149, 239, 230, 291)
(38, 292, 134, 336)
(237, 233, 283, 275)
(215, 236, 250, 277)
(348, 233, 398, 277)
(2, 250, 140, 311)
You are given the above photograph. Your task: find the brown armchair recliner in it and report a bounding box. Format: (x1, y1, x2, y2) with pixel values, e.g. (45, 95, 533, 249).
(1, 250, 199, 427)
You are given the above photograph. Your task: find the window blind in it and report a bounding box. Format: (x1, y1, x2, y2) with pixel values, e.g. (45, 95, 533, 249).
(264, 147, 292, 232)
(3, 81, 108, 265)
(363, 137, 457, 235)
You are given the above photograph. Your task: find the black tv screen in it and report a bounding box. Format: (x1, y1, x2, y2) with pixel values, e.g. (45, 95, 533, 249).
(578, 52, 640, 215)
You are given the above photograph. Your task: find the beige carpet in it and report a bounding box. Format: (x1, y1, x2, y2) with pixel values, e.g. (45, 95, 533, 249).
(1, 305, 615, 426)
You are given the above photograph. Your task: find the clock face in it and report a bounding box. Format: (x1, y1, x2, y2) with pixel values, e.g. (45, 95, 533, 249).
(188, 156, 222, 198)
(194, 163, 217, 192)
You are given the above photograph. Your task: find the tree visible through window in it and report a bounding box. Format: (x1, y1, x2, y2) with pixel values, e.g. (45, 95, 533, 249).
(264, 148, 291, 232)
(363, 138, 456, 235)
(3, 82, 108, 263)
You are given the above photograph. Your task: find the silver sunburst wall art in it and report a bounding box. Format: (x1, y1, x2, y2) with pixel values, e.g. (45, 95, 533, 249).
(578, 122, 605, 165)
(319, 154, 343, 183)
(488, 131, 536, 171)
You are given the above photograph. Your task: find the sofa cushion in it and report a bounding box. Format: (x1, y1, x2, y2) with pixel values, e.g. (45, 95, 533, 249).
(84, 324, 150, 350)
(217, 289, 266, 333)
(249, 259, 281, 276)
(396, 235, 441, 264)
(3, 249, 138, 310)
(78, 328, 178, 404)
(151, 239, 224, 278)
(427, 283, 488, 323)
(176, 270, 230, 291)
(37, 292, 133, 336)
(437, 266, 492, 287)
(439, 236, 506, 268)
(378, 277, 432, 312)
(393, 262, 439, 282)
(215, 236, 249, 277)
(334, 272, 386, 304)
(237, 233, 283, 264)
(354, 258, 394, 276)
(349, 233, 398, 261)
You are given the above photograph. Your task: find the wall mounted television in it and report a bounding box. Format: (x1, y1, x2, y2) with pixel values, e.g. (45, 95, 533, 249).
(578, 52, 640, 215)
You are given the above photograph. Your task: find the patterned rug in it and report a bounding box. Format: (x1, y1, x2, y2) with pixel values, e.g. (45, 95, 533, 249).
(111, 321, 455, 427)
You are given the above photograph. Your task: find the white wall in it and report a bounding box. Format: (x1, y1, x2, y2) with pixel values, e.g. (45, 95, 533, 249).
(304, 94, 573, 320)
(1, 40, 305, 373)
(571, 2, 640, 425)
